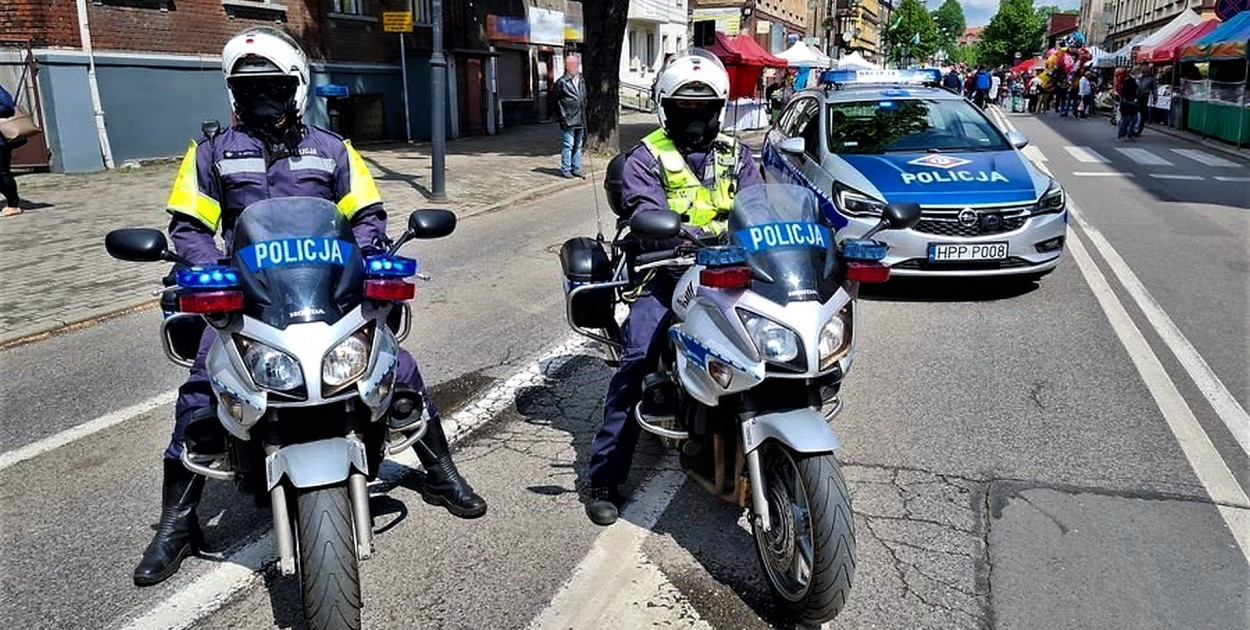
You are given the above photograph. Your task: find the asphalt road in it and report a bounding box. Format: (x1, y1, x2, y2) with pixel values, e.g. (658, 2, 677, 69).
(1, 119, 1247, 630)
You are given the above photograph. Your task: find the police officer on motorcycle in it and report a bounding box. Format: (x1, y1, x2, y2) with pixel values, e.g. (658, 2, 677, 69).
(134, 27, 487, 587)
(585, 50, 762, 525)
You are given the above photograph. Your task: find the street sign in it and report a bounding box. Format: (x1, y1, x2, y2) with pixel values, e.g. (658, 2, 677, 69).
(383, 11, 413, 33)
(315, 84, 349, 98)
(1214, 0, 1248, 21)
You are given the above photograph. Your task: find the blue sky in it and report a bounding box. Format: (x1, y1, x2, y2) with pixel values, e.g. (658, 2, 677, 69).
(961, 0, 1082, 27)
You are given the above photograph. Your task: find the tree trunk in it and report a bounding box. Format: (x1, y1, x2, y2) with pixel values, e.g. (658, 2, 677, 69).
(582, 0, 631, 153)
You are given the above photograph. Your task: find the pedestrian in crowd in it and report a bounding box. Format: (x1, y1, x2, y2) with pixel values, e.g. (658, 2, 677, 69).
(964, 72, 976, 100)
(1134, 70, 1155, 137)
(974, 66, 992, 107)
(1056, 76, 1071, 117)
(0, 84, 21, 217)
(943, 67, 962, 93)
(1026, 71, 1042, 113)
(554, 55, 586, 179)
(1117, 69, 1140, 141)
(990, 71, 1002, 107)
(1067, 77, 1080, 117)
(1078, 71, 1093, 119)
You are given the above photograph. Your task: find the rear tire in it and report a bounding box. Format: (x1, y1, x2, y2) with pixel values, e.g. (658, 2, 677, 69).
(295, 485, 362, 630)
(752, 444, 856, 626)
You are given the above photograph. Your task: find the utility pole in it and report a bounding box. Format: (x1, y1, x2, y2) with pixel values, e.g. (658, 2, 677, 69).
(430, 0, 448, 203)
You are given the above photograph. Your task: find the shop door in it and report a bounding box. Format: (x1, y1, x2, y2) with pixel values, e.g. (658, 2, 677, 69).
(457, 57, 486, 135)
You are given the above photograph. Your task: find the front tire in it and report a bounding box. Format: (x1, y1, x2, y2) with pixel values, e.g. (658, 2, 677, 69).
(752, 444, 856, 626)
(295, 485, 362, 630)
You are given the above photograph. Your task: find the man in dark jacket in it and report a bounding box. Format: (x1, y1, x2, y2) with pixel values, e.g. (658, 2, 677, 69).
(0, 85, 20, 217)
(943, 69, 962, 93)
(1117, 71, 1140, 141)
(554, 55, 586, 178)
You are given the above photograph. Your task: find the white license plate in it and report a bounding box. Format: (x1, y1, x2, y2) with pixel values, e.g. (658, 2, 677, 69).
(928, 242, 1009, 262)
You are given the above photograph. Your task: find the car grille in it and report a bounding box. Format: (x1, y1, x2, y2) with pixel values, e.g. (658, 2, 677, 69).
(913, 205, 1032, 237)
(894, 257, 1036, 271)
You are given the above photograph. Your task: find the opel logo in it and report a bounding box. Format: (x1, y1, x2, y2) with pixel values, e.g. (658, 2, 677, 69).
(957, 208, 978, 227)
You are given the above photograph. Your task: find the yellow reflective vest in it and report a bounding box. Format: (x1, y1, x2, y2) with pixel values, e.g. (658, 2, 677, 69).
(640, 129, 739, 234)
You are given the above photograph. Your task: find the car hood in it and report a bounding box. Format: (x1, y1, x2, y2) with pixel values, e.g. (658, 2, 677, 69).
(838, 150, 1040, 206)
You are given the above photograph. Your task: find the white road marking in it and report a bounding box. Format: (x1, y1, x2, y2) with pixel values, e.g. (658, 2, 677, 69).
(1214, 176, 1250, 183)
(1067, 204, 1250, 459)
(0, 390, 178, 473)
(118, 334, 588, 630)
(1072, 171, 1133, 177)
(527, 460, 701, 630)
(1067, 230, 1250, 561)
(1149, 173, 1204, 181)
(1022, 145, 1048, 163)
(1064, 146, 1111, 164)
(1116, 147, 1173, 166)
(1171, 148, 1240, 168)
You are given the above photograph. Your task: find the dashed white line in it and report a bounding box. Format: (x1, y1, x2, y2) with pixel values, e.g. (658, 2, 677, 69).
(1064, 146, 1111, 164)
(1171, 148, 1240, 168)
(1116, 147, 1173, 166)
(1214, 176, 1250, 183)
(1149, 173, 1204, 181)
(1072, 171, 1133, 177)
(0, 390, 178, 473)
(118, 334, 588, 630)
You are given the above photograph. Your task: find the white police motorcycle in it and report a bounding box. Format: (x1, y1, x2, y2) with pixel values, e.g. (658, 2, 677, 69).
(106, 199, 455, 630)
(561, 182, 920, 625)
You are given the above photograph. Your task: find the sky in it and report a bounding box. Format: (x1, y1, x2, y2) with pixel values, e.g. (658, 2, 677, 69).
(961, 0, 1082, 28)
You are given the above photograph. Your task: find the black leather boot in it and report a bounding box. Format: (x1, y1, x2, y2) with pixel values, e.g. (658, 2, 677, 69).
(413, 415, 487, 519)
(585, 485, 620, 526)
(133, 459, 205, 586)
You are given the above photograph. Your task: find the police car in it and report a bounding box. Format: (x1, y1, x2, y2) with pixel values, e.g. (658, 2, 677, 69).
(761, 68, 1066, 278)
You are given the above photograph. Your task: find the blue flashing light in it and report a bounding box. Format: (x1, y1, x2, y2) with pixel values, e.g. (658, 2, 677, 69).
(364, 254, 418, 278)
(176, 266, 240, 289)
(842, 239, 888, 262)
(821, 68, 942, 87)
(695, 246, 748, 268)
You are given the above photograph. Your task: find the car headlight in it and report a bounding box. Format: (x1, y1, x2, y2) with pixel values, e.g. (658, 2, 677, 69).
(819, 304, 853, 370)
(323, 327, 373, 390)
(834, 184, 886, 217)
(1035, 182, 1065, 214)
(738, 310, 800, 363)
(239, 339, 303, 392)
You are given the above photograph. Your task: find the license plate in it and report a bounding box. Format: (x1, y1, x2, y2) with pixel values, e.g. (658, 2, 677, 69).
(928, 242, 1009, 262)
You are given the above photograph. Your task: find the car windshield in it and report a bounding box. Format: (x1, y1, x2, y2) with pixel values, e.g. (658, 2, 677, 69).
(727, 184, 840, 305)
(825, 97, 1008, 154)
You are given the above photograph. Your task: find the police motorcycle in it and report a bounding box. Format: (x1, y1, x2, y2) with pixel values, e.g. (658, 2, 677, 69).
(105, 198, 455, 630)
(560, 174, 920, 625)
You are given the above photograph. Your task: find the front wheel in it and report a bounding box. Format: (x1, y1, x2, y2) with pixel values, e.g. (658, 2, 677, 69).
(752, 444, 856, 626)
(295, 485, 362, 630)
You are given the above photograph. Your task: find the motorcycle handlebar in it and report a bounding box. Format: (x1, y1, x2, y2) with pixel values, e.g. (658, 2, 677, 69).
(635, 249, 681, 265)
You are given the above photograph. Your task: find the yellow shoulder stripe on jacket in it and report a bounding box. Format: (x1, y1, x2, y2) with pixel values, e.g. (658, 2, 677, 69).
(165, 141, 222, 232)
(336, 140, 383, 219)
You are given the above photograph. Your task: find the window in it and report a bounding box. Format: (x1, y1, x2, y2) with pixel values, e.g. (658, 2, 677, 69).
(780, 97, 818, 137)
(825, 98, 1009, 154)
(333, 0, 365, 15)
(647, 33, 656, 68)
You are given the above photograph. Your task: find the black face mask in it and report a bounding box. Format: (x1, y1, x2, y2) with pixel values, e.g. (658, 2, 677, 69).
(231, 78, 297, 137)
(662, 101, 723, 153)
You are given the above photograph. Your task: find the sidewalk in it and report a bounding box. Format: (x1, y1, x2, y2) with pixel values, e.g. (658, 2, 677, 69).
(0, 112, 655, 346)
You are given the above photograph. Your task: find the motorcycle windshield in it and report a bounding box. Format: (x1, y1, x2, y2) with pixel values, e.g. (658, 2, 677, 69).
(230, 197, 364, 329)
(727, 184, 839, 305)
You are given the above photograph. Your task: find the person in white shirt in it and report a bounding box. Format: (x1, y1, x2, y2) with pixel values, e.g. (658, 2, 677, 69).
(1078, 72, 1093, 118)
(990, 73, 1002, 106)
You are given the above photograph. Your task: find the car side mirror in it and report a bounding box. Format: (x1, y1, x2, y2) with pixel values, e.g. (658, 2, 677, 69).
(630, 210, 682, 240)
(408, 209, 456, 240)
(883, 202, 922, 230)
(1006, 130, 1029, 149)
(105, 228, 171, 262)
(777, 137, 805, 155)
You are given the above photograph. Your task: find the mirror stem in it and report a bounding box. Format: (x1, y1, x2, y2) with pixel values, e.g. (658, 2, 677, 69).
(388, 232, 415, 255)
(161, 251, 194, 267)
(861, 219, 888, 241)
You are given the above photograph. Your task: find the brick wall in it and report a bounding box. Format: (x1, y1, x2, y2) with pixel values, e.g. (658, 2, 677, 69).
(2, 0, 404, 64)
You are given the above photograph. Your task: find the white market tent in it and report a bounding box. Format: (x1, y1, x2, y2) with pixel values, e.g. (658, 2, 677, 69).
(778, 41, 833, 67)
(837, 51, 880, 70)
(1133, 9, 1203, 52)
(1095, 34, 1147, 67)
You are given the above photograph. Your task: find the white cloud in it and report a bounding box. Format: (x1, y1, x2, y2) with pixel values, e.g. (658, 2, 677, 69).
(960, 0, 1083, 28)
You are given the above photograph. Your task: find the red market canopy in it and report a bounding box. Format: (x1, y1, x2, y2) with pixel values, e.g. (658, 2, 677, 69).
(702, 31, 788, 99)
(1011, 56, 1041, 73)
(1151, 20, 1218, 63)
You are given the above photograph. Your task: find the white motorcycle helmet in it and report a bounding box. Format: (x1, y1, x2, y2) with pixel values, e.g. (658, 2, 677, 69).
(221, 27, 310, 120)
(653, 49, 730, 142)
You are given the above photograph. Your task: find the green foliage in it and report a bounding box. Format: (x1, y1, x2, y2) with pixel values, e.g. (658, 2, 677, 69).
(884, 0, 940, 65)
(931, 0, 966, 51)
(947, 44, 978, 67)
(978, 0, 1046, 67)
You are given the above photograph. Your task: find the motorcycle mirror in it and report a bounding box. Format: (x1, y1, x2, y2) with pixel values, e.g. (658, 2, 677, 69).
(408, 209, 457, 240)
(105, 228, 172, 263)
(629, 210, 682, 240)
(882, 202, 922, 230)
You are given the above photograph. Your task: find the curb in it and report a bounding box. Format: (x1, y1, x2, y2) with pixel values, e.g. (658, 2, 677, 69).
(0, 177, 593, 351)
(0, 296, 158, 351)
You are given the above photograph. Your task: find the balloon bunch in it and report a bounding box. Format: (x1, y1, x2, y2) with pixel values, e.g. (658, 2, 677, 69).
(1037, 32, 1093, 88)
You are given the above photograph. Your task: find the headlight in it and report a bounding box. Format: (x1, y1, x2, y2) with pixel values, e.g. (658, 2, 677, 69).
(834, 184, 886, 217)
(323, 327, 373, 390)
(1035, 182, 1065, 214)
(239, 340, 303, 391)
(819, 305, 853, 370)
(739, 310, 800, 363)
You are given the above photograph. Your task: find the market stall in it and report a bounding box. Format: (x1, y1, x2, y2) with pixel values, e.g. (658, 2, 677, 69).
(1180, 11, 1250, 145)
(837, 51, 880, 71)
(1147, 20, 1219, 126)
(1134, 9, 1204, 64)
(702, 32, 788, 131)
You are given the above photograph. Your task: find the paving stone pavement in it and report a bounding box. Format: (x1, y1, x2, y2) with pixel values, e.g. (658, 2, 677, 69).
(0, 113, 658, 344)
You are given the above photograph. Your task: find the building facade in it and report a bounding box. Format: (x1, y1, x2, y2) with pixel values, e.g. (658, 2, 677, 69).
(845, 0, 891, 61)
(1099, 0, 1215, 48)
(1079, 0, 1113, 47)
(1047, 12, 1081, 48)
(620, 0, 689, 93)
(690, 0, 808, 53)
(1, 0, 439, 173)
